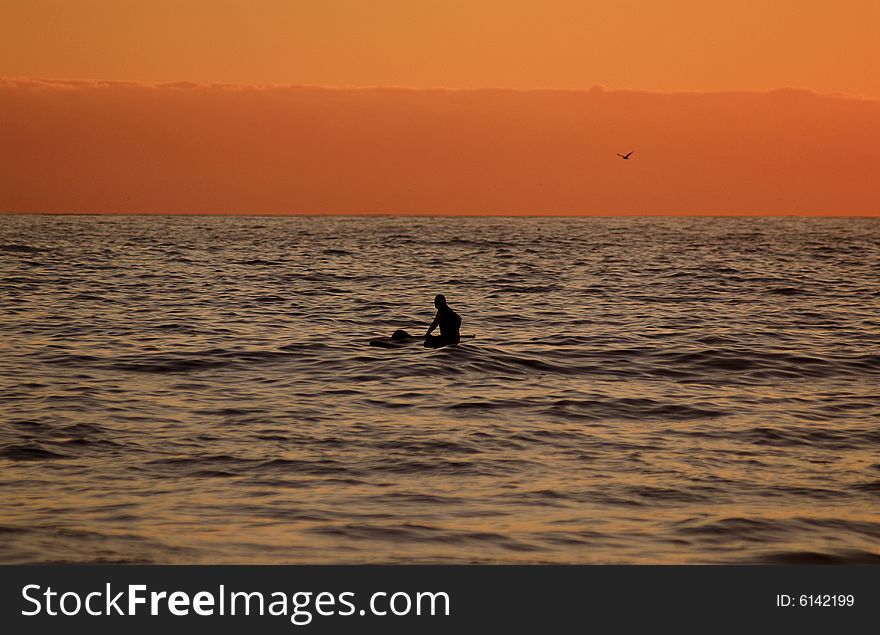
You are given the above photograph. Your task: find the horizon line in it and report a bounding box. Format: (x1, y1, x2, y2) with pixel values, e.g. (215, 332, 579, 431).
(3, 211, 879, 219)
(3, 75, 878, 101)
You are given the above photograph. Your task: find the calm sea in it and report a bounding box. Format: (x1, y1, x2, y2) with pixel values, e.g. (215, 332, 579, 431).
(1, 215, 878, 563)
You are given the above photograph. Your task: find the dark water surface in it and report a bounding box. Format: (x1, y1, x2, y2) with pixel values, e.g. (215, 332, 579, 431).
(1, 215, 878, 563)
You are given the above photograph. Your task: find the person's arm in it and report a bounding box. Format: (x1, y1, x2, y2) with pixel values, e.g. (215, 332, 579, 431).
(425, 312, 439, 336)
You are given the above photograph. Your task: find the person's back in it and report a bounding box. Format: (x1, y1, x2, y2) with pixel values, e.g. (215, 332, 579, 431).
(437, 303, 462, 337)
(425, 294, 461, 347)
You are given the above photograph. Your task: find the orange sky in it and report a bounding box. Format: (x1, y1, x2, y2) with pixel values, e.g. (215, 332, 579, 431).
(1, 1, 878, 215)
(2, 1, 878, 95)
(3, 80, 877, 215)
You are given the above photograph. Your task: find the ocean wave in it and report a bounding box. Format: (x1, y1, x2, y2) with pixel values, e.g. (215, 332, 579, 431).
(0, 244, 52, 253)
(2, 214, 879, 564)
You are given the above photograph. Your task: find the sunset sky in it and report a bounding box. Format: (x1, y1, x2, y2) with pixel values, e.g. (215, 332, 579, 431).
(1, 0, 878, 214)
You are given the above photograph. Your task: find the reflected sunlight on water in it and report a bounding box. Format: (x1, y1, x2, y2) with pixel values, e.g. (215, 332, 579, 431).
(1, 215, 878, 563)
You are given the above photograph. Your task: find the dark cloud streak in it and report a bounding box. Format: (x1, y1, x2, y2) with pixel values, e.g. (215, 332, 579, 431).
(2, 79, 878, 215)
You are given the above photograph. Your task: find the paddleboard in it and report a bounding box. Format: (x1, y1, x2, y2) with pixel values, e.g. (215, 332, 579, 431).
(369, 332, 475, 348)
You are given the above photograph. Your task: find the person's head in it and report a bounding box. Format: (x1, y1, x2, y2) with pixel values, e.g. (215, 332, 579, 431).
(434, 294, 447, 309)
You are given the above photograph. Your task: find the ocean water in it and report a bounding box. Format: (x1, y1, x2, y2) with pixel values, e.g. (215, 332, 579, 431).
(1, 214, 879, 564)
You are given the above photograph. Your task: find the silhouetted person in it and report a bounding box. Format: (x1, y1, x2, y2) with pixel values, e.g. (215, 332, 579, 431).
(424, 294, 461, 348)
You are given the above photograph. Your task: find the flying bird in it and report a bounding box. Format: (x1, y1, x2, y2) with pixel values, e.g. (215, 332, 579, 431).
(617, 151, 634, 160)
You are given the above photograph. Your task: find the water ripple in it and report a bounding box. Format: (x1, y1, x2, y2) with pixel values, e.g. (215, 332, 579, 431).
(1, 214, 878, 563)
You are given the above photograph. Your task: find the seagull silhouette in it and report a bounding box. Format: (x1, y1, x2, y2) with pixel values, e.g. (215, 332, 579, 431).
(617, 151, 634, 160)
